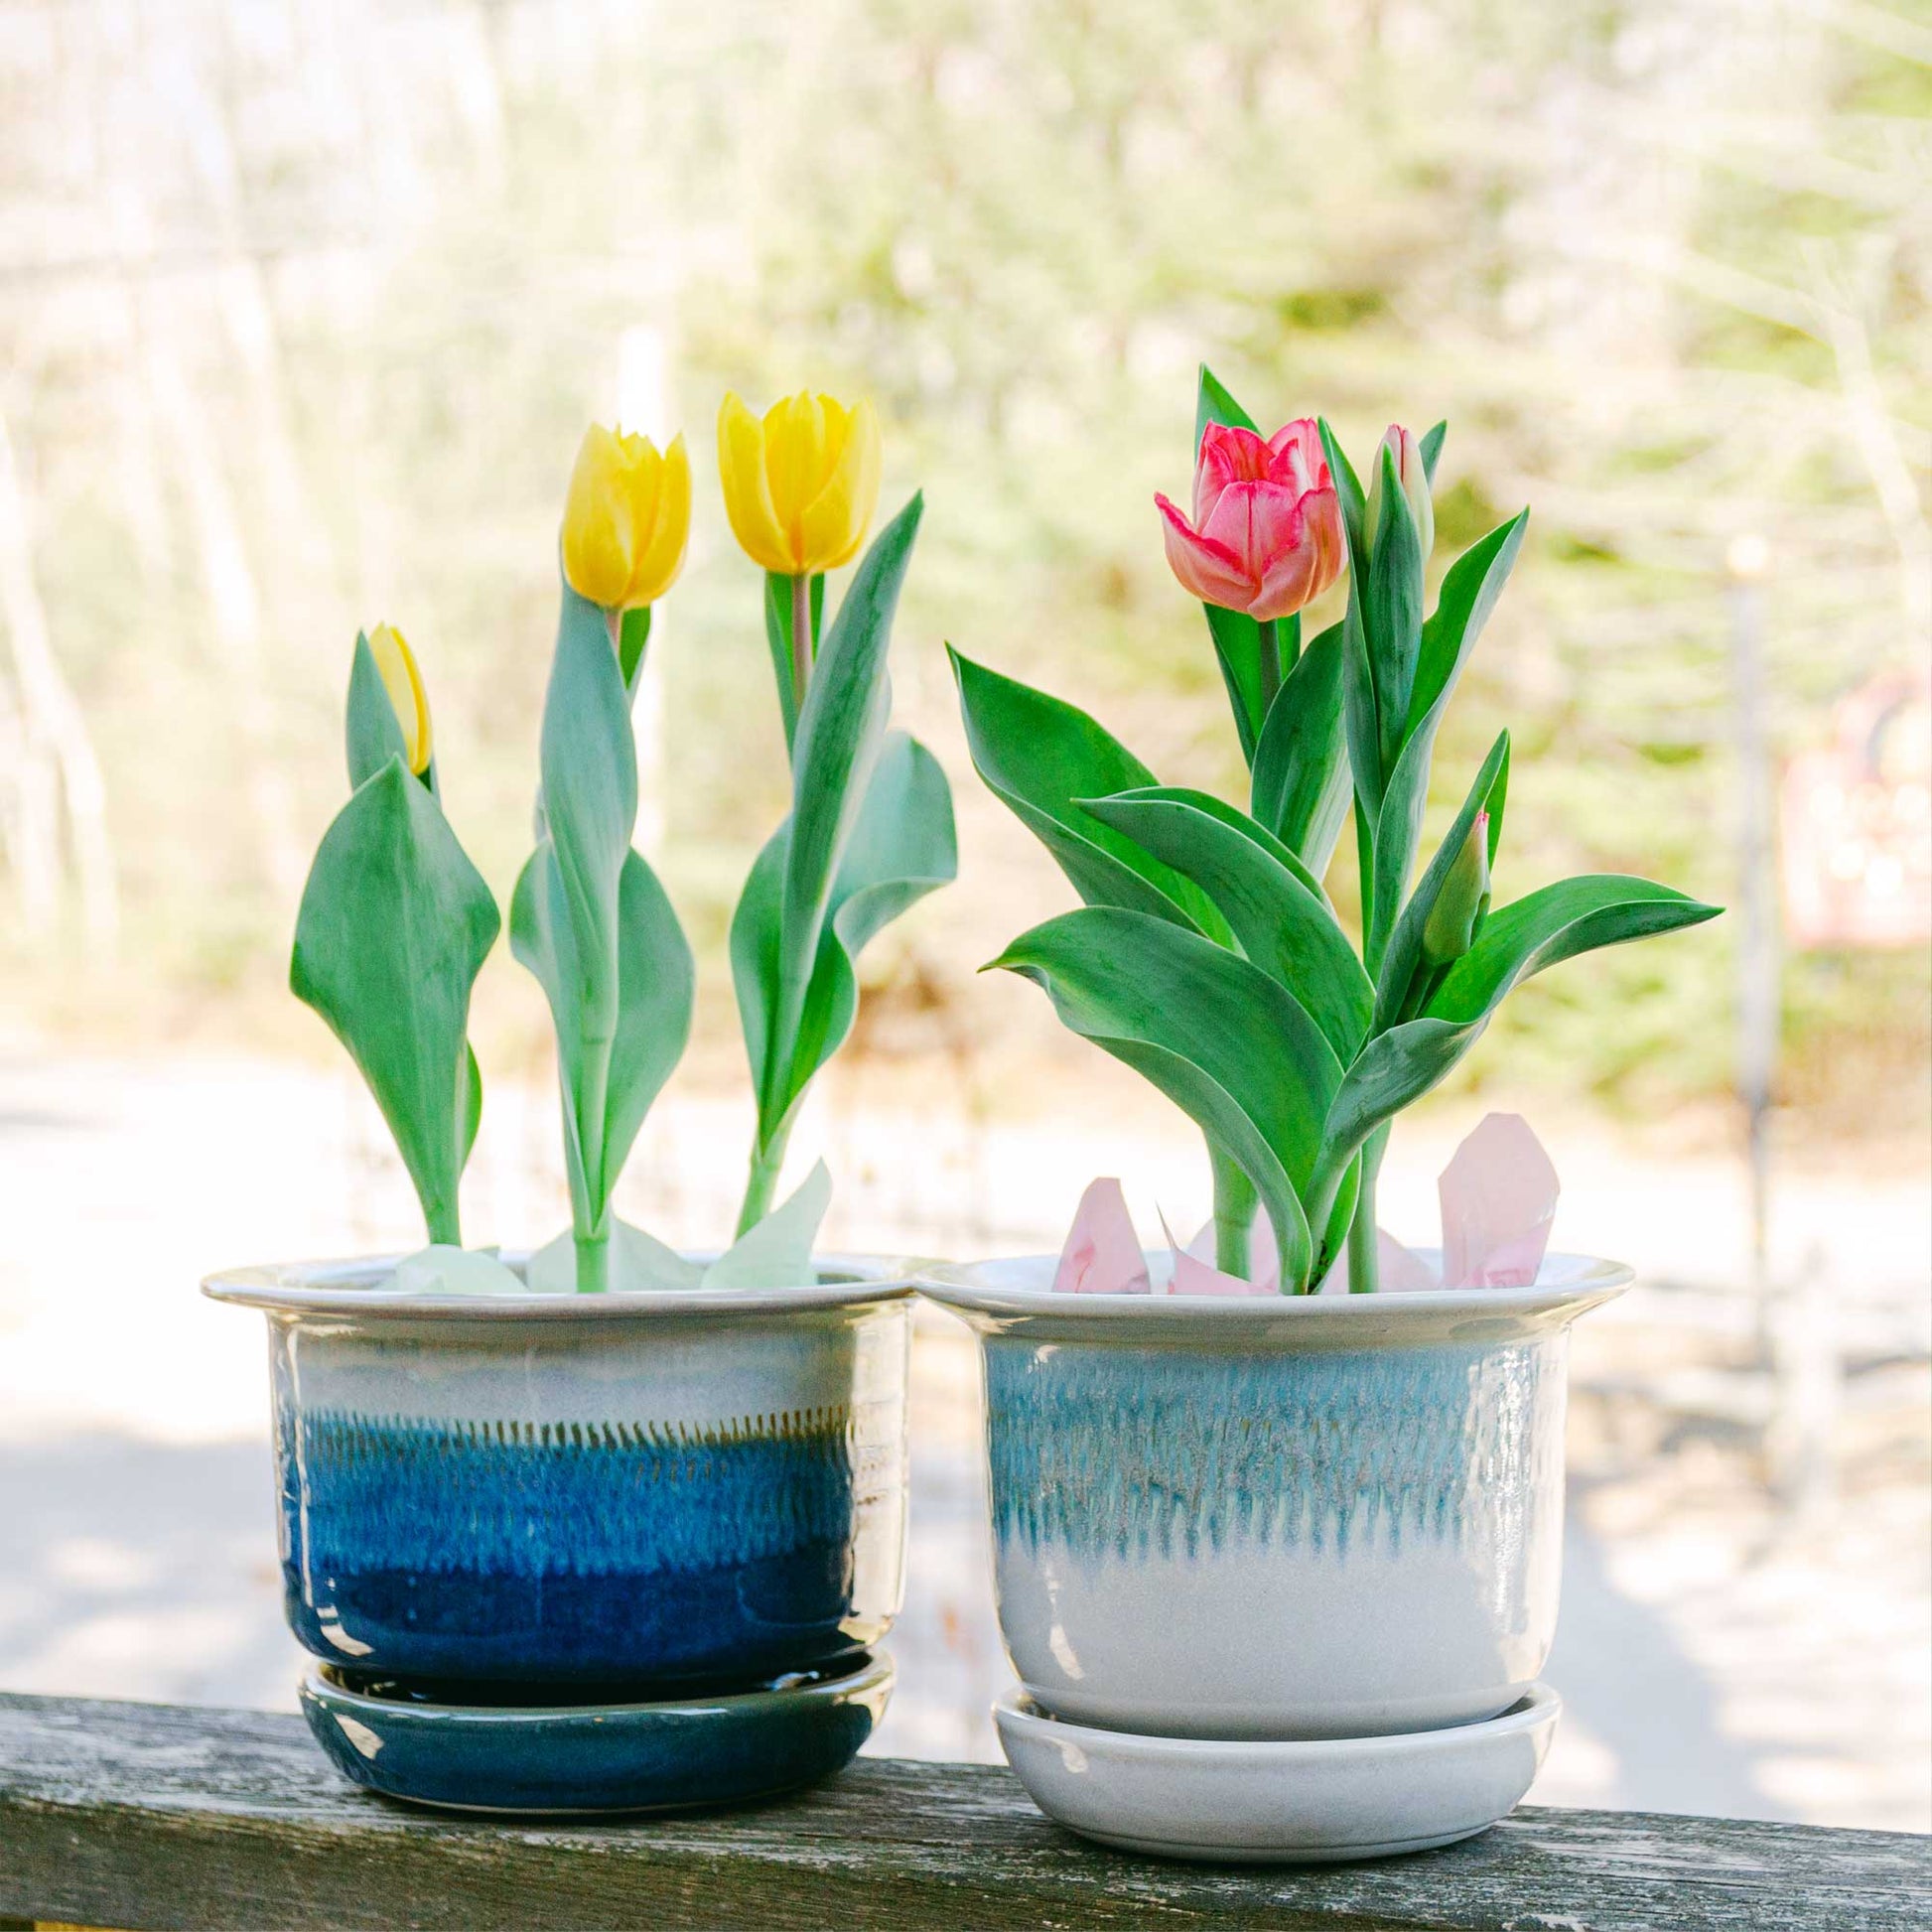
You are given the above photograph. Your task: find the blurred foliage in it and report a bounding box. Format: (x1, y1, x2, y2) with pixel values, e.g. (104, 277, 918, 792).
(0, 0, 1926, 1142)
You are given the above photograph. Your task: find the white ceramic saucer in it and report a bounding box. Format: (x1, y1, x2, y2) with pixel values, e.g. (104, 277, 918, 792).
(994, 1682, 1560, 1863)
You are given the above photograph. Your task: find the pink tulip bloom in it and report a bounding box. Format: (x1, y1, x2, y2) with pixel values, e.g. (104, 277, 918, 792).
(1156, 420, 1346, 622)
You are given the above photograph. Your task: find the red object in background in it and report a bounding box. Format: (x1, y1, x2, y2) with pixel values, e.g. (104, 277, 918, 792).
(1780, 675, 1932, 950)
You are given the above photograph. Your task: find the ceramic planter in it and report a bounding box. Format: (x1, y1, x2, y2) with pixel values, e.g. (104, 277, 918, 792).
(204, 1256, 914, 1696)
(919, 1253, 1627, 1743)
(299, 1651, 897, 1816)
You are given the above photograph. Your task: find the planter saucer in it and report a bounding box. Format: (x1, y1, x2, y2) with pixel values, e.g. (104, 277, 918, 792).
(994, 1681, 1559, 1863)
(301, 1650, 893, 1816)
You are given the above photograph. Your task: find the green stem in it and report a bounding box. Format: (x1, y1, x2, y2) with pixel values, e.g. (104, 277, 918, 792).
(1347, 1127, 1389, 1295)
(427, 1201, 461, 1248)
(1209, 1142, 1257, 1280)
(1255, 617, 1283, 723)
(569, 1021, 616, 1292)
(736, 1121, 794, 1238)
(790, 573, 812, 720)
(574, 1222, 611, 1294)
(1354, 800, 1381, 974)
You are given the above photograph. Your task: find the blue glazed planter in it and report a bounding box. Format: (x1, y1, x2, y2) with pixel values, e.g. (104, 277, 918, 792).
(205, 1256, 913, 1696)
(920, 1252, 1628, 1743)
(300, 1650, 895, 1815)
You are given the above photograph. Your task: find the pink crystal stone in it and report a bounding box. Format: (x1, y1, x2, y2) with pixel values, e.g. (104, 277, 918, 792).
(1052, 1177, 1152, 1294)
(1439, 1113, 1560, 1290)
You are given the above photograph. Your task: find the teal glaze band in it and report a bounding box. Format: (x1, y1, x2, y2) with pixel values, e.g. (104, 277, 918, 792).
(985, 1337, 1560, 1566)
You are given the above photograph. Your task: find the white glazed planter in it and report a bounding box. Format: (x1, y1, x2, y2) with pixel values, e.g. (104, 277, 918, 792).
(920, 1252, 1627, 1742)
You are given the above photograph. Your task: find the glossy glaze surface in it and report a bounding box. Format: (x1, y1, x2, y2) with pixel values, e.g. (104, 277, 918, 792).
(922, 1254, 1625, 1741)
(301, 1650, 893, 1814)
(993, 1681, 1559, 1863)
(207, 1256, 914, 1691)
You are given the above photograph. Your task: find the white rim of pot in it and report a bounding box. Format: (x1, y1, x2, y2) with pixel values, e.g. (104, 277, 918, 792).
(917, 1249, 1631, 1341)
(202, 1251, 923, 1322)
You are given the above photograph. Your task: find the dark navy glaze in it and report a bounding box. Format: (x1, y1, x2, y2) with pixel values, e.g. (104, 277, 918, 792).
(279, 1407, 872, 1688)
(300, 1651, 893, 1814)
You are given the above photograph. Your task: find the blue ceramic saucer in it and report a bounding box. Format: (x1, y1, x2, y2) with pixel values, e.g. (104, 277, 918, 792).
(300, 1649, 893, 1815)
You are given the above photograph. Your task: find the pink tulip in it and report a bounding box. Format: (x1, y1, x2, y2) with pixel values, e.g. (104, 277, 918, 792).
(1156, 420, 1346, 622)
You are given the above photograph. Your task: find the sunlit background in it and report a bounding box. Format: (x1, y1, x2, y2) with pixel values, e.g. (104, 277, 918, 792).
(2, 0, 1927, 1831)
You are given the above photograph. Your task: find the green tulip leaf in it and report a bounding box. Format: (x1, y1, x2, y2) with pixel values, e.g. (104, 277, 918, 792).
(1299, 1147, 1364, 1285)
(1405, 509, 1528, 744)
(1319, 419, 1383, 841)
(1366, 440, 1426, 785)
(292, 759, 499, 1247)
(1366, 505, 1523, 966)
(1250, 619, 1349, 874)
(1374, 730, 1511, 1028)
(732, 501, 952, 1228)
(1311, 873, 1721, 1229)
(1204, 603, 1270, 765)
(1419, 421, 1448, 483)
(949, 647, 1230, 941)
(345, 631, 412, 793)
(1311, 1017, 1474, 1231)
(511, 844, 694, 1236)
(511, 574, 693, 1260)
(734, 728, 955, 1147)
(1428, 875, 1723, 1027)
(1195, 362, 1259, 443)
(619, 605, 652, 695)
(603, 850, 695, 1185)
(991, 905, 1346, 1288)
(1316, 417, 1367, 558)
(463, 1042, 483, 1165)
(1078, 787, 1371, 1063)
(778, 496, 923, 1015)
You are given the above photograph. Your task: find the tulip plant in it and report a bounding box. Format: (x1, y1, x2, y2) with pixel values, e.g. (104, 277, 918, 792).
(955, 367, 1719, 1293)
(290, 389, 952, 1292)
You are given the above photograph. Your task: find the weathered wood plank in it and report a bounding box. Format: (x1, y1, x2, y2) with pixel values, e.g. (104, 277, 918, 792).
(0, 1694, 1925, 1931)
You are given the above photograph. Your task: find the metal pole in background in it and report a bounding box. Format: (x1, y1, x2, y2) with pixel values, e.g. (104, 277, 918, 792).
(1727, 533, 1832, 1518)
(1725, 533, 1777, 1362)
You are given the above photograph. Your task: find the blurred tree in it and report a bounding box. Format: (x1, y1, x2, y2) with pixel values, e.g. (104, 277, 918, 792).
(0, 0, 1923, 1133)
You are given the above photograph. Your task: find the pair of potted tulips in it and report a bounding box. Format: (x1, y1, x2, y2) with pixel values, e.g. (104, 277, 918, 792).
(207, 369, 1716, 1860)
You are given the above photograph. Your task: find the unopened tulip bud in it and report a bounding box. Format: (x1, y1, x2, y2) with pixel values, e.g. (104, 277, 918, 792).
(718, 390, 882, 577)
(366, 623, 432, 775)
(1364, 423, 1435, 561)
(561, 424, 692, 613)
(1423, 810, 1490, 966)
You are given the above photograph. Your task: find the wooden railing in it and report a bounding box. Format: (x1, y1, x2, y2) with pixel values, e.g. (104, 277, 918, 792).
(1, 1693, 1926, 1930)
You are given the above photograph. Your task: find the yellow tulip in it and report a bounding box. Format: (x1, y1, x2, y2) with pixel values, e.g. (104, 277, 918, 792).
(560, 424, 692, 612)
(367, 623, 432, 775)
(718, 390, 882, 576)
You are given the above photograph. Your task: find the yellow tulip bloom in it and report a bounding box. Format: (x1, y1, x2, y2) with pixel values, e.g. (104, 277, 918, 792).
(718, 390, 882, 576)
(561, 425, 692, 612)
(367, 623, 432, 774)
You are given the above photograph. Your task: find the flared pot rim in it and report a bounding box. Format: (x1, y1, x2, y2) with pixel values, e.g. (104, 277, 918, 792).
(202, 1250, 922, 1322)
(305, 1649, 895, 1723)
(918, 1248, 1630, 1346)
